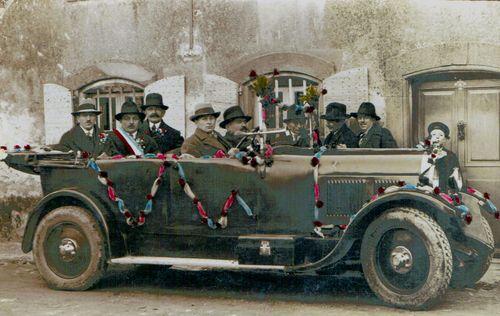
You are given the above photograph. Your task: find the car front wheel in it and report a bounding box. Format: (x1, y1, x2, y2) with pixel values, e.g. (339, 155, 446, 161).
(361, 207, 452, 310)
(33, 206, 107, 290)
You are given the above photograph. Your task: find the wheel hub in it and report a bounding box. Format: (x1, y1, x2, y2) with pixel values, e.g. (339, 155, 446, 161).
(390, 246, 413, 274)
(58, 238, 78, 262)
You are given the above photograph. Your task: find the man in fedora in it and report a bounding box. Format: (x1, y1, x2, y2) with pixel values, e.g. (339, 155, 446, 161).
(53, 99, 105, 158)
(351, 102, 397, 148)
(104, 100, 158, 157)
(181, 103, 234, 157)
(220, 105, 253, 150)
(273, 104, 310, 147)
(139, 93, 184, 153)
(321, 102, 358, 149)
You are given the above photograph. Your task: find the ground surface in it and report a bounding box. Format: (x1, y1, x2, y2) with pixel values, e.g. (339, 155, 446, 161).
(0, 241, 498, 316)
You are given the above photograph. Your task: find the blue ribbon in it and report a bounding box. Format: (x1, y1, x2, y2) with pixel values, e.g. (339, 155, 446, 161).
(456, 204, 469, 215)
(402, 184, 417, 190)
(116, 198, 125, 213)
(87, 160, 101, 172)
(236, 194, 254, 217)
(176, 163, 186, 179)
(144, 199, 153, 214)
(201, 155, 211, 159)
(144, 153, 156, 159)
(314, 146, 327, 159)
(207, 218, 217, 230)
(486, 200, 497, 213)
(314, 206, 319, 220)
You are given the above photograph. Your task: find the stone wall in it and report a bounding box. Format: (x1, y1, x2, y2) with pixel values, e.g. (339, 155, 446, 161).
(1, 0, 499, 200)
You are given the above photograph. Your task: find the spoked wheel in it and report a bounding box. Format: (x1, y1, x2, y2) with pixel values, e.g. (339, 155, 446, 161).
(361, 207, 452, 310)
(33, 206, 107, 290)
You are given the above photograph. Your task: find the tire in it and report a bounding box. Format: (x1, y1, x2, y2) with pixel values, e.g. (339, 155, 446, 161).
(360, 207, 452, 310)
(33, 206, 107, 290)
(450, 215, 494, 288)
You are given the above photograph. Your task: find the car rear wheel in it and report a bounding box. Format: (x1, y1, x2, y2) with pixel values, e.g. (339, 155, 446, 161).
(361, 207, 452, 310)
(450, 215, 494, 288)
(33, 206, 107, 290)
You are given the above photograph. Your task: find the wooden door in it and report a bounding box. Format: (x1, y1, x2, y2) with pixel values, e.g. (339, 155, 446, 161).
(418, 78, 500, 247)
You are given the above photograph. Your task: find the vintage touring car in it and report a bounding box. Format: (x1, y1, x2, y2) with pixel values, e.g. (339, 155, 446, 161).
(0, 142, 496, 310)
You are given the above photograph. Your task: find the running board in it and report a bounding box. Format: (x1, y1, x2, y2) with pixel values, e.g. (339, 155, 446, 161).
(110, 256, 285, 271)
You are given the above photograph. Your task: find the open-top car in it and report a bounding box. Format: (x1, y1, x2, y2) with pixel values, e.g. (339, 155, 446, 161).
(0, 142, 496, 310)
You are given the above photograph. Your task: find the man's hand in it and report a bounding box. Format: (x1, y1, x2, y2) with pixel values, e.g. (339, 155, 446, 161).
(228, 148, 240, 157)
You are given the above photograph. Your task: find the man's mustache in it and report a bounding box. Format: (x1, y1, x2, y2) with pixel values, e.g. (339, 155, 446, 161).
(149, 114, 160, 118)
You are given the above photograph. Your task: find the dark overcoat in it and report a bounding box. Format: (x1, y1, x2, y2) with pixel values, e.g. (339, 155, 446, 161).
(181, 128, 231, 157)
(435, 149, 462, 193)
(358, 124, 398, 148)
(223, 131, 253, 151)
(104, 130, 159, 156)
(53, 125, 105, 158)
(139, 120, 184, 153)
(273, 128, 310, 147)
(323, 123, 359, 148)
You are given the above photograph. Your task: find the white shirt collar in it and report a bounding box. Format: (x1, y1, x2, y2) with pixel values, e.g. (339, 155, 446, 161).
(80, 126, 94, 136)
(149, 121, 162, 130)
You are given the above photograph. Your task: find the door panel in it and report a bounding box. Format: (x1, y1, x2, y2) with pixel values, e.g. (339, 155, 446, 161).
(418, 78, 500, 248)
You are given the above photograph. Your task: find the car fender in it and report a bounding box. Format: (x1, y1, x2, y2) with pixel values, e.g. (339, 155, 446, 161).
(22, 189, 125, 258)
(288, 190, 459, 273)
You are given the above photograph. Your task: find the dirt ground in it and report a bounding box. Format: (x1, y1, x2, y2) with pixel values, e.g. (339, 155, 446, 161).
(0, 241, 498, 316)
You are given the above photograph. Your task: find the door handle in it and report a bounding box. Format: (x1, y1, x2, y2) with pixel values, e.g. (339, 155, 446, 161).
(457, 121, 467, 141)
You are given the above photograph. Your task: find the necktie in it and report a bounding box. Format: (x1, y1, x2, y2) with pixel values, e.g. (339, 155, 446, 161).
(151, 125, 157, 133)
(86, 132, 92, 139)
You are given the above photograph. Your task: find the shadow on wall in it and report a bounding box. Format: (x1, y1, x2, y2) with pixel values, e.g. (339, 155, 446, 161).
(0, 195, 39, 241)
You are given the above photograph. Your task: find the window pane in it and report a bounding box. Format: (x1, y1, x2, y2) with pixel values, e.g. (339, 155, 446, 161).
(99, 97, 110, 131)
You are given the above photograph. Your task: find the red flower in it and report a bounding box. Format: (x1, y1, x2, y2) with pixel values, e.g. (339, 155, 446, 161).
(433, 187, 441, 195)
(124, 211, 132, 218)
(315, 200, 324, 208)
(98, 133, 106, 139)
(241, 156, 250, 165)
(264, 95, 270, 101)
(106, 179, 114, 187)
(178, 178, 186, 187)
(14, 145, 20, 149)
(231, 190, 238, 196)
(81, 151, 90, 159)
(146, 194, 153, 200)
(454, 195, 461, 204)
(250, 157, 258, 167)
(98, 171, 108, 178)
(0, 146, 7, 150)
(424, 139, 431, 146)
(464, 213, 473, 225)
(313, 220, 323, 227)
(270, 98, 277, 104)
(377, 187, 385, 194)
(310, 157, 320, 167)
(273, 68, 280, 76)
(484, 192, 490, 200)
(193, 197, 199, 204)
(172, 154, 180, 160)
(23, 144, 31, 150)
(495, 211, 499, 220)
(305, 106, 315, 113)
(249, 70, 257, 78)
(431, 153, 436, 159)
(321, 89, 328, 95)
(338, 224, 347, 230)
(397, 181, 406, 187)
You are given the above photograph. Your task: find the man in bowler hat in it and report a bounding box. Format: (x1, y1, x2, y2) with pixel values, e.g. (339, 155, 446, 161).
(321, 102, 358, 149)
(351, 102, 397, 148)
(138, 93, 184, 153)
(273, 104, 310, 147)
(181, 103, 235, 157)
(104, 100, 158, 156)
(220, 105, 253, 150)
(53, 99, 105, 158)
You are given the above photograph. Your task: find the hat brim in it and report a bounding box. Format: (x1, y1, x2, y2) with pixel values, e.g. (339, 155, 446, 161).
(115, 112, 146, 121)
(350, 112, 380, 121)
(219, 115, 252, 128)
(320, 114, 349, 121)
(190, 112, 221, 122)
(72, 110, 102, 116)
(140, 104, 169, 111)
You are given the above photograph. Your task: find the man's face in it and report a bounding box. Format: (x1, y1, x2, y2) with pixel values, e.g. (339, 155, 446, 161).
(120, 114, 141, 134)
(326, 119, 344, 132)
(226, 118, 248, 134)
(195, 115, 216, 133)
(357, 115, 374, 132)
(145, 106, 165, 124)
(76, 113, 97, 131)
(430, 129, 447, 147)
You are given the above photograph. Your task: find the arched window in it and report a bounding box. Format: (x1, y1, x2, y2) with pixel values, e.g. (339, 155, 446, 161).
(241, 72, 322, 135)
(79, 79, 144, 131)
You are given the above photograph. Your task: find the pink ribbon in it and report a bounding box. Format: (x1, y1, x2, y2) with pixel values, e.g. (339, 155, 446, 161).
(213, 150, 227, 158)
(467, 187, 477, 194)
(221, 193, 236, 216)
(265, 144, 273, 158)
(439, 193, 454, 204)
(262, 108, 267, 121)
(370, 194, 378, 202)
(196, 201, 208, 219)
(156, 153, 166, 160)
(112, 155, 124, 160)
(312, 130, 319, 142)
(158, 164, 166, 177)
(314, 183, 320, 201)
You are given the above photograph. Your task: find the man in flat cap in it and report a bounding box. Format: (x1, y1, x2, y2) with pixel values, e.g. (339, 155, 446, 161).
(139, 93, 184, 153)
(321, 102, 358, 149)
(52, 99, 105, 158)
(181, 103, 235, 157)
(420, 122, 462, 193)
(273, 104, 310, 147)
(351, 102, 397, 148)
(220, 105, 253, 150)
(104, 100, 158, 157)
